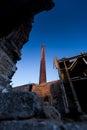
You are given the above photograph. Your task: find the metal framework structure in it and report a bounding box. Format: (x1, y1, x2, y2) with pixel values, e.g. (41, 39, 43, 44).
(54, 52, 87, 115)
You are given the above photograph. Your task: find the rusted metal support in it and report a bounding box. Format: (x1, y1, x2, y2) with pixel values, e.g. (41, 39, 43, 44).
(83, 57, 87, 65)
(63, 60, 82, 113)
(54, 57, 69, 113)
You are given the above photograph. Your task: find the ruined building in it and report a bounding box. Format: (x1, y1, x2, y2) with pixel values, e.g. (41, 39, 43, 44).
(13, 43, 87, 117)
(2, 51, 87, 129)
(54, 52, 87, 116)
(0, 0, 54, 91)
(1, 1, 87, 129)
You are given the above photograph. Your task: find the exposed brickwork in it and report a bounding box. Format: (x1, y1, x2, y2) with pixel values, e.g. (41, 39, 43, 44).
(32, 80, 65, 115)
(13, 80, 65, 115)
(39, 45, 47, 84)
(13, 83, 36, 92)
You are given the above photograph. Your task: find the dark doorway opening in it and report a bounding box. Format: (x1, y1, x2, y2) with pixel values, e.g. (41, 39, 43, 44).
(73, 79, 87, 114)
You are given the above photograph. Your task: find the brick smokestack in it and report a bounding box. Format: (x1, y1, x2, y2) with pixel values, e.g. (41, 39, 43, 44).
(39, 44, 47, 84)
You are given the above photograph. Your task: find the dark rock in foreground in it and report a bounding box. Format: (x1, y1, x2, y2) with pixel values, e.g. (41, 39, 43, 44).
(0, 91, 87, 130)
(0, 91, 42, 120)
(0, 119, 87, 130)
(0, 119, 60, 130)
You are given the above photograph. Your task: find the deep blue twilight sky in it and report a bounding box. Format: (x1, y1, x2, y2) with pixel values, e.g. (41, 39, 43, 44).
(12, 0, 87, 87)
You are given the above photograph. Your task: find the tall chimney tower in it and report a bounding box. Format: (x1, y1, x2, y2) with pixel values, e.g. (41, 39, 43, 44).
(39, 44, 47, 84)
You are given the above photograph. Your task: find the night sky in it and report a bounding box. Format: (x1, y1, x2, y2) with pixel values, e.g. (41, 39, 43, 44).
(12, 0, 87, 87)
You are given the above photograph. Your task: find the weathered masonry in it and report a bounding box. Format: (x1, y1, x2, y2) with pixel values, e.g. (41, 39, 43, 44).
(0, 0, 54, 91)
(54, 52, 87, 115)
(39, 45, 47, 84)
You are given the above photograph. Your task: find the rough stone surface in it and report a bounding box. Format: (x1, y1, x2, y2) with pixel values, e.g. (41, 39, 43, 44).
(42, 104, 61, 121)
(0, 91, 87, 130)
(0, 0, 55, 37)
(0, 119, 60, 130)
(62, 121, 87, 130)
(0, 119, 87, 130)
(0, 0, 55, 90)
(0, 19, 32, 90)
(0, 91, 42, 120)
(79, 114, 87, 121)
